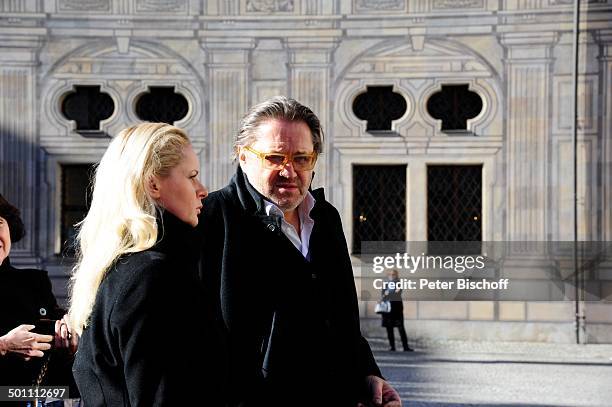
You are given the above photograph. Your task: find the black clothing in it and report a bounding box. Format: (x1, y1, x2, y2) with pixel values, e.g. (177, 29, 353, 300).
(385, 325, 409, 351)
(198, 167, 382, 406)
(73, 212, 228, 407)
(381, 301, 405, 328)
(381, 279, 410, 351)
(0, 257, 63, 384)
(0, 257, 77, 405)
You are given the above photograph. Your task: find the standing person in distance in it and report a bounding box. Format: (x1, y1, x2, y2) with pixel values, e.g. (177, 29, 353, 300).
(381, 269, 414, 352)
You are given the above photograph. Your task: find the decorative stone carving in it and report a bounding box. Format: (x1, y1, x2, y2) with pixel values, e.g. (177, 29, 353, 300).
(432, 0, 483, 9)
(355, 0, 405, 12)
(54, 57, 190, 76)
(136, 0, 187, 12)
(246, 0, 294, 12)
(58, 0, 110, 11)
(0, 67, 37, 256)
(0, 0, 27, 12)
(549, 0, 605, 4)
(500, 32, 557, 241)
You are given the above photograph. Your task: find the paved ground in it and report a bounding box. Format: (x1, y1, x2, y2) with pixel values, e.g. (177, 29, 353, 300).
(368, 338, 612, 407)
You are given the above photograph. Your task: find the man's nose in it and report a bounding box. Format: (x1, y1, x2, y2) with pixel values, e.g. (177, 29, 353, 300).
(279, 160, 297, 178)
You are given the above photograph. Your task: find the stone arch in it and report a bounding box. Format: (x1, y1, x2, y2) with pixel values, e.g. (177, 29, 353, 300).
(37, 39, 207, 260)
(40, 39, 206, 142)
(333, 37, 503, 139)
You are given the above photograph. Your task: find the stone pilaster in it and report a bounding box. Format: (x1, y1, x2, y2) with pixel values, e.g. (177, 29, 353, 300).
(0, 35, 42, 264)
(595, 30, 612, 243)
(284, 38, 338, 189)
(201, 38, 255, 191)
(500, 32, 557, 242)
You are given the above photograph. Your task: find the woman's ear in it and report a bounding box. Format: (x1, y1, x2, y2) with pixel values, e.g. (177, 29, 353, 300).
(146, 176, 162, 199)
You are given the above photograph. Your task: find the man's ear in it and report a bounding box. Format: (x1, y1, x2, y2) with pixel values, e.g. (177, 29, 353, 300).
(146, 176, 162, 199)
(238, 148, 247, 168)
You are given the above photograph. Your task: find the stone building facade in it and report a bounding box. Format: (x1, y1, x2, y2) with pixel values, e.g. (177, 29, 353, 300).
(1, 0, 611, 343)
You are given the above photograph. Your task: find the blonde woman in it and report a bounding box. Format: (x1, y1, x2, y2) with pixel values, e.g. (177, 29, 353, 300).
(69, 123, 226, 406)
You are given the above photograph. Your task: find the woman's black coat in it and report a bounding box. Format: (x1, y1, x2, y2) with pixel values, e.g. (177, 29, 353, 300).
(73, 212, 228, 407)
(381, 279, 405, 328)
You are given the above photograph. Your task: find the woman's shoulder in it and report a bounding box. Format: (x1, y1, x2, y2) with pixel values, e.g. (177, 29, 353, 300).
(107, 250, 168, 285)
(97, 251, 171, 320)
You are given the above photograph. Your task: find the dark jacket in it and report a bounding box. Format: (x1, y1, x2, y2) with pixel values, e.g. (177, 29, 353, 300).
(198, 167, 382, 406)
(0, 257, 77, 405)
(73, 212, 228, 407)
(381, 278, 405, 328)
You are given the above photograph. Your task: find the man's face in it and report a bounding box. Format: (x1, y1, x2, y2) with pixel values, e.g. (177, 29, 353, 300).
(239, 119, 316, 213)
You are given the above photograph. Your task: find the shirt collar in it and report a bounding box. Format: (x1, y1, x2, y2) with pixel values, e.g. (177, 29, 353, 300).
(264, 191, 316, 221)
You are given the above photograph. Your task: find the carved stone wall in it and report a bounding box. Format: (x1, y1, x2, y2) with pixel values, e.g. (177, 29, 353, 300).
(0, 0, 610, 342)
(0, 39, 40, 265)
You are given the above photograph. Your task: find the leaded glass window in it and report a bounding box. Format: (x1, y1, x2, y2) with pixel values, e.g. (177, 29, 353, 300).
(61, 164, 94, 255)
(353, 165, 406, 254)
(427, 165, 482, 241)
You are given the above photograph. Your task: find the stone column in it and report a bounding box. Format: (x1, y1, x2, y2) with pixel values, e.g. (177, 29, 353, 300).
(500, 33, 557, 242)
(201, 38, 255, 191)
(284, 38, 338, 190)
(595, 30, 612, 242)
(0, 35, 43, 265)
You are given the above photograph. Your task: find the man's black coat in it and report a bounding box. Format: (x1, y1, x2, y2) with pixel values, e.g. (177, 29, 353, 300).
(198, 167, 381, 406)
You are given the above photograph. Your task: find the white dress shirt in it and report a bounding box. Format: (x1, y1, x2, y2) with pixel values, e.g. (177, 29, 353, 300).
(264, 191, 316, 259)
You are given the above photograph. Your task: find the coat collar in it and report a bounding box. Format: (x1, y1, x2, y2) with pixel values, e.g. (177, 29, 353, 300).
(0, 256, 11, 273)
(153, 210, 201, 260)
(230, 165, 326, 217)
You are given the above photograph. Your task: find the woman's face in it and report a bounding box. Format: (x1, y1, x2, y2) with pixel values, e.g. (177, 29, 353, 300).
(154, 144, 208, 227)
(0, 216, 11, 266)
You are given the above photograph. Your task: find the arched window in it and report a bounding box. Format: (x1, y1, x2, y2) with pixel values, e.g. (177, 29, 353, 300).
(352, 86, 407, 132)
(426, 84, 482, 131)
(135, 86, 188, 124)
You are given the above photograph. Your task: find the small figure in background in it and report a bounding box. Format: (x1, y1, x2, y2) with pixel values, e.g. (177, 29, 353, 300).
(382, 269, 414, 352)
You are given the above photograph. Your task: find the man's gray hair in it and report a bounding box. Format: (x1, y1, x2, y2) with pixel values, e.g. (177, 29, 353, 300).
(233, 96, 323, 159)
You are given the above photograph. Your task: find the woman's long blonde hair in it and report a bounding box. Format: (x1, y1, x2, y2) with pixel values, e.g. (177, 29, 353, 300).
(68, 123, 190, 335)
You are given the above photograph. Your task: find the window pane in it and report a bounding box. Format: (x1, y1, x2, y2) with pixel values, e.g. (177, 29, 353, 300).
(353, 165, 406, 254)
(427, 164, 482, 241)
(61, 164, 94, 255)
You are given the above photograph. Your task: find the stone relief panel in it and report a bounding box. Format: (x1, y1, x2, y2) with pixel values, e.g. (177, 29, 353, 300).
(344, 41, 492, 80)
(58, 0, 111, 12)
(245, 0, 295, 13)
(432, 0, 484, 9)
(253, 81, 287, 104)
(553, 137, 597, 241)
(135, 0, 188, 12)
(335, 39, 500, 139)
(41, 40, 203, 143)
(552, 76, 599, 135)
(549, 0, 606, 4)
(354, 0, 406, 13)
(0, 0, 31, 12)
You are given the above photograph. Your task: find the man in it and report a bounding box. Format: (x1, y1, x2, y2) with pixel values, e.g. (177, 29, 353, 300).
(199, 97, 401, 406)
